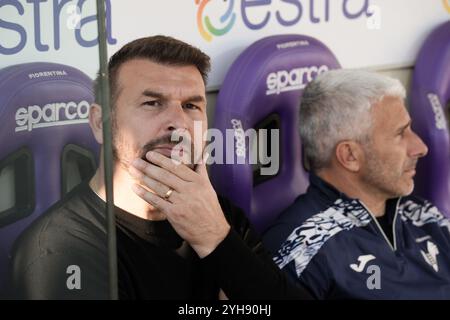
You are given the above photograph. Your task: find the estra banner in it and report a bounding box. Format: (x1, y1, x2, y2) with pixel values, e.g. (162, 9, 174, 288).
(1, 0, 449, 90)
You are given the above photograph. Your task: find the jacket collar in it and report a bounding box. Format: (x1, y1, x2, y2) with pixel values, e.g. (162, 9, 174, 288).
(309, 173, 350, 203)
(308, 173, 400, 221)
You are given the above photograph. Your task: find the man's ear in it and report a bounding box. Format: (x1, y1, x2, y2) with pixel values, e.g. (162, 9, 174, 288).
(335, 140, 363, 172)
(89, 103, 103, 144)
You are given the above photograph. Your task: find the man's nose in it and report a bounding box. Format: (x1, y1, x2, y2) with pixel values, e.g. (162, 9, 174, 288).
(410, 130, 429, 158)
(165, 103, 189, 132)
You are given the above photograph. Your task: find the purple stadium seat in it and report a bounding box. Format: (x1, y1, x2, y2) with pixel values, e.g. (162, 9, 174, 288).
(410, 21, 450, 217)
(210, 34, 340, 233)
(0, 62, 99, 293)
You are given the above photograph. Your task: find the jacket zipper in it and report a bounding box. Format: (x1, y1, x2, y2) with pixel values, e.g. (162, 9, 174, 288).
(358, 198, 401, 252)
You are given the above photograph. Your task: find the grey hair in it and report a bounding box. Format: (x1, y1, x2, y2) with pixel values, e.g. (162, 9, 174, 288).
(299, 69, 406, 171)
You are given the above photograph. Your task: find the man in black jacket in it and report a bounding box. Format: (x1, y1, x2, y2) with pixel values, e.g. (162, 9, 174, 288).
(11, 36, 311, 300)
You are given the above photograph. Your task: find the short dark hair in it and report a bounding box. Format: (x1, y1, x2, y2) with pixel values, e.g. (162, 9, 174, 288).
(94, 35, 211, 108)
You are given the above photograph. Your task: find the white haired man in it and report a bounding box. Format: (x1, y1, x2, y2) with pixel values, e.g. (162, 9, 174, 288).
(263, 70, 450, 299)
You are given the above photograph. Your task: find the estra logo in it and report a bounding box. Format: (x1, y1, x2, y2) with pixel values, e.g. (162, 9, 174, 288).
(15, 100, 90, 132)
(266, 65, 329, 95)
(195, 0, 373, 42)
(195, 0, 236, 42)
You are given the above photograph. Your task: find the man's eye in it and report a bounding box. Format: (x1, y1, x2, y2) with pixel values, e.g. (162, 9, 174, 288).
(401, 126, 412, 137)
(398, 129, 407, 138)
(142, 100, 161, 107)
(183, 103, 200, 110)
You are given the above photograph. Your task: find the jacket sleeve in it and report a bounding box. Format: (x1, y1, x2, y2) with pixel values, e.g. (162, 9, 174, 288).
(11, 249, 109, 300)
(200, 197, 314, 300)
(10, 222, 109, 300)
(293, 249, 333, 300)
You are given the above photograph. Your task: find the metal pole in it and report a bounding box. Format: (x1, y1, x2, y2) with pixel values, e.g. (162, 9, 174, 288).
(95, 0, 118, 300)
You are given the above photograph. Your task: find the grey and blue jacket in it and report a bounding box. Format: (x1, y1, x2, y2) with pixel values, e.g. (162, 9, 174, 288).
(263, 174, 450, 299)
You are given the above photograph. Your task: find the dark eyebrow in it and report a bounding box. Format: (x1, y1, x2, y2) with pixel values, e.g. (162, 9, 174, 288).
(142, 90, 165, 99)
(184, 95, 206, 103)
(141, 90, 205, 104)
(397, 120, 411, 134)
